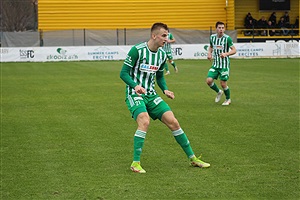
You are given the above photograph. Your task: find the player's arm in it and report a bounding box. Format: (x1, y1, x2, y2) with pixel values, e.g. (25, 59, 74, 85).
(207, 36, 213, 60)
(168, 33, 176, 43)
(220, 37, 236, 58)
(207, 46, 213, 61)
(120, 65, 137, 88)
(120, 47, 146, 95)
(227, 45, 236, 56)
(156, 63, 174, 99)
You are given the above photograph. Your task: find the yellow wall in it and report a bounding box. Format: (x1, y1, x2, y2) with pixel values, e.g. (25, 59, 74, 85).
(235, 0, 299, 28)
(38, 0, 234, 31)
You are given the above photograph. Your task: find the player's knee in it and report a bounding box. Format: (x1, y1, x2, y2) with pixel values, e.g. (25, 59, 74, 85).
(206, 78, 213, 85)
(137, 113, 150, 130)
(220, 81, 227, 88)
(169, 118, 180, 130)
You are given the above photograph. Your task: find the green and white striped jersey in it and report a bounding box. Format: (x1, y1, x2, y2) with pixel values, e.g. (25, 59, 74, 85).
(163, 33, 174, 53)
(210, 33, 234, 69)
(123, 42, 167, 96)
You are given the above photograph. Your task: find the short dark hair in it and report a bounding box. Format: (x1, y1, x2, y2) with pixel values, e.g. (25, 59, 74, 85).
(151, 22, 168, 33)
(215, 21, 225, 28)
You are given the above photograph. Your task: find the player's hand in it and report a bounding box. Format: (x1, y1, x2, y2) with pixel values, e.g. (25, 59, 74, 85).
(207, 54, 212, 61)
(135, 85, 146, 96)
(164, 90, 175, 99)
(220, 53, 228, 58)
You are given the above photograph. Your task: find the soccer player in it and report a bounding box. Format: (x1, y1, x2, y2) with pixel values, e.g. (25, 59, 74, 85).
(120, 22, 210, 173)
(206, 21, 236, 106)
(163, 28, 178, 75)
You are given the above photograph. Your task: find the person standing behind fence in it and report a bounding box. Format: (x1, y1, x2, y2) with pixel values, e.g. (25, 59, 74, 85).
(267, 20, 276, 36)
(258, 16, 268, 36)
(277, 17, 289, 36)
(269, 12, 277, 26)
(163, 29, 178, 75)
(206, 21, 236, 106)
(282, 11, 290, 28)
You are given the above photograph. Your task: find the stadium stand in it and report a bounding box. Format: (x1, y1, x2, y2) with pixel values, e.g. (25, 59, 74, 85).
(235, 0, 299, 42)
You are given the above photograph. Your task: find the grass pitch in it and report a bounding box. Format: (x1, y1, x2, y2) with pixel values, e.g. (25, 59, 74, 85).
(1, 58, 299, 199)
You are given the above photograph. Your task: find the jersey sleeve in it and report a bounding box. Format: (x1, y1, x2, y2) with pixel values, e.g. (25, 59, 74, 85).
(169, 33, 174, 40)
(158, 52, 167, 72)
(156, 67, 168, 92)
(209, 35, 213, 47)
(227, 36, 234, 47)
(124, 46, 139, 68)
(120, 46, 139, 88)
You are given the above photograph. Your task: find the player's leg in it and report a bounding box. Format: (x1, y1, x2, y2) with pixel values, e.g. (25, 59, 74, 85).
(165, 62, 170, 75)
(160, 111, 210, 168)
(130, 112, 149, 173)
(219, 68, 231, 105)
(126, 95, 149, 173)
(168, 53, 178, 73)
(206, 68, 223, 102)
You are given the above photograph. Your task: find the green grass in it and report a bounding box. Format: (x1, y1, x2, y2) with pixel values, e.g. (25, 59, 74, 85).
(1, 58, 299, 199)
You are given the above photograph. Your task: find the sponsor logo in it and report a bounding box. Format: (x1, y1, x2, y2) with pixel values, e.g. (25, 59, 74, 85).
(194, 45, 209, 57)
(47, 48, 78, 60)
(0, 49, 9, 54)
(19, 49, 34, 59)
(133, 97, 143, 101)
(172, 47, 182, 56)
(125, 55, 132, 63)
(214, 45, 224, 50)
(139, 64, 159, 73)
(154, 97, 163, 105)
(88, 47, 119, 60)
(221, 71, 229, 76)
(237, 43, 263, 57)
(273, 42, 299, 56)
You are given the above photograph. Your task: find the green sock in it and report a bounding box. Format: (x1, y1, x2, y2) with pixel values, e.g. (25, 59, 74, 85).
(171, 61, 177, 68)
(224, 87, 230, 99)
(173, 128, 194, 158)
(165, 64, 169, 72)
(210, 82, 220, 93)
(133, 130, 146, 162)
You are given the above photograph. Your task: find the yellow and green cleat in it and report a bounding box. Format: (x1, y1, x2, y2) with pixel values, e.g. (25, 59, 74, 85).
(190, 156, 210, 168)
(130, 161, 146, 173)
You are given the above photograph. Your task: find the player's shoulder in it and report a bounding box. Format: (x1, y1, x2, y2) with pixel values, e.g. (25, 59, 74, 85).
(222, 34, 233, 41)
(134, 42, 147, 50)
(210, 33, 218, 38)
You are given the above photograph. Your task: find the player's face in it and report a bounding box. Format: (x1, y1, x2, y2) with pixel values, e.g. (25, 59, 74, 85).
(154, 28, 168, 47)
(216, 25, 225, 36)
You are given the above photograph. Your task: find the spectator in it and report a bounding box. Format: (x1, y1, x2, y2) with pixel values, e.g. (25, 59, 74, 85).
(244, 13, 256, 36)
(244, 12, 253, 26)
(244, 19, 258, 36)
(267, 20, 276, 36)
(277, 17, 289, 36)
(244, 19, 254, 35)
(257, 16, 268, 36)
(268, 12, 277, 26)
(282, 11, 290, 28)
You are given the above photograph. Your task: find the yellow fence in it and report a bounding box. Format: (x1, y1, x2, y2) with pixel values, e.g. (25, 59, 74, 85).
(38, 0, 234, 31)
